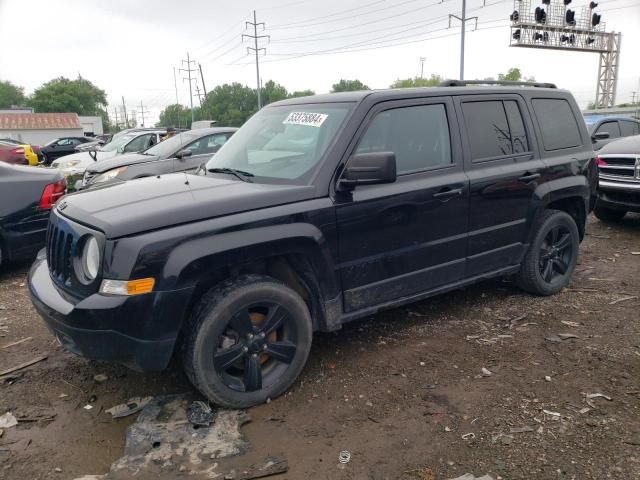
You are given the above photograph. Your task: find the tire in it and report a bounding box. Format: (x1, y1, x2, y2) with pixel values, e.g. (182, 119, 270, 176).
(516, 209, 580, 296)
(182, 275, 313, 408)
(594, 205, 626, 222)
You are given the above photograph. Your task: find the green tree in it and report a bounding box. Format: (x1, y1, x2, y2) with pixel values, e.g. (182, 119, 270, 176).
(0, 80, 26, 108)
(200, 83, 258, 127)
(289, 89, 315, 98)
(497, 68, 535, 82)
(261, 80, 289, 106)
(390, 74, 443, 89)
(29, 76, 107, 115)
(157, 104, 198, 128)
(331, 79, 370, 93)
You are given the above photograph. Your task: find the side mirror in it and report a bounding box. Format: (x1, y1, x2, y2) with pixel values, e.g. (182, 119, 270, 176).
(592, 132, 610, 142)
(175, 149, 193, 159)
(338, 152, 397, 191)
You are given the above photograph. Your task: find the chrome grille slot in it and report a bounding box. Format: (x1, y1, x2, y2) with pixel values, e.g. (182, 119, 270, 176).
(47, 221, 74, 283)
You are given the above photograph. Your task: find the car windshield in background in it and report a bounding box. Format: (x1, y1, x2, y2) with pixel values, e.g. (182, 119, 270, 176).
(205, 104, 351, 183)
(143, 131, 199, 157)
(101, 134, 137, 152)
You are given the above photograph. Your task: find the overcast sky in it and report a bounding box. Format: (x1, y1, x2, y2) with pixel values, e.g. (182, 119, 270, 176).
(1, 0, 638, 125)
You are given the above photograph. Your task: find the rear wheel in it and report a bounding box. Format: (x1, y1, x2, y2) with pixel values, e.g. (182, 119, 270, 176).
(183, 275, 313, 408)
(516, 209, 579, 296)
(594, 205, 626, 222)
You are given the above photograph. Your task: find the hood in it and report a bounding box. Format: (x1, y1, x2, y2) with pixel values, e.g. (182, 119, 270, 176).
(598, 135, 640, 156)
(86, 153, 160, 175)
(58, 173, 316, 238)
(52, 150, 116, 168)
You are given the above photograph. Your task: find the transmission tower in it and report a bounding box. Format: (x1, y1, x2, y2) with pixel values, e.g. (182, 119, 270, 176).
(243, 10, 270, 109)
(509, 0, 621, 108)
(180, 52, 198, 124)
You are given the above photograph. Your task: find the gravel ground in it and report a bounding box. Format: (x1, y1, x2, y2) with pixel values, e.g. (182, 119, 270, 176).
(0, 214, 639, 480)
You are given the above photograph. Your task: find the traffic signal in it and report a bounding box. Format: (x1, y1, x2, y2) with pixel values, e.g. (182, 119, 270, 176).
(589, 2, 598, 9)
(561, 34, 576, 44)
(586, 37, 595, 44)
(510, 10, 520, 21)
(534, 32, 549, 42)
(512, 29, 521, 40)
(565, 9, 576, 26)
(563, 0, 572, 4)
(535, 6, 547, 23)
(592, 13, 601, 27)
(542, 0, 551, 4)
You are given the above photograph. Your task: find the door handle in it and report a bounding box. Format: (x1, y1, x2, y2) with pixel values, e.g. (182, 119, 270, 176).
(519, 172, 541, 182)
(432, 188, 463, 200)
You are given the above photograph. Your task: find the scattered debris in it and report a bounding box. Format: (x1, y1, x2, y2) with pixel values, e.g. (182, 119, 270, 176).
(609, 295, 638, 305)
(105, 396, 153, 419)
(187, 400, 216, 427)
(0, 354, 48, 377)
(585, 392, 612, 408)
(404, 467, 435, 479)
(93, 374, 108, 383)
(338, 450, 351, 464)
(630, 251, 640, 255)
(54, 467, 62, 473)
(546, 333, 578, 343)
(545, 376, 552, 382)
(510, 426, 534, 433)
(83, 405, 93, 411)
(0, 413, 17, 429)
(444, 426, 452, 432)
(461, 432, 475, 440)
(1, 336, 33, 349)
(561, 320, 581, 328)
(481, 367, 492, 376)
(508, 313, 528, 329)
(542, 409, 561, 420)
(579, 407, 591, 414)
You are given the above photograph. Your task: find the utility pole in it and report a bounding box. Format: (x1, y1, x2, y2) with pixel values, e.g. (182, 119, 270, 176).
(198, 63, 208, 100)
(243, 10, 269, 109)
(121, 96, 129, 128)
(449, 0, 477, 80)
(195, 84, 205, 107)
(419, 57, 426, 79)
(113, 107, 119, 130)
(138, 101, 148, 127)
(173, 67, 179, 105)
(180, 52, 198, 125)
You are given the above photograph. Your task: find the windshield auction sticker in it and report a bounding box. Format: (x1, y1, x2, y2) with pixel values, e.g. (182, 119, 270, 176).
(283, 112, 328, 128)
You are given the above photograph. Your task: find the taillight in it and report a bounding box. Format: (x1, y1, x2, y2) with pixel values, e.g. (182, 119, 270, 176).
(595, 156, 607, 167)
(39, 178, 67, 209)
(12, 147, 25, 155)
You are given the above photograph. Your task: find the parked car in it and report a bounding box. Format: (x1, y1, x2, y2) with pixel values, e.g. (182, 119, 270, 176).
(0, 140, 38, 166)
(28, 81, 596, 408)
(51, 129, 166, 187)
(584, 115, 640, 150)
(40, 137, 95, 165)
(74, 139, 105, 152)
(80, 127, 237, 189)
(191, 120, 217, 130)
(593, 134, 640, 221)
(0, 163, 65, 267)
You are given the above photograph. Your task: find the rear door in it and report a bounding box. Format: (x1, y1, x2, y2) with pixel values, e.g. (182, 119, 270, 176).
(335, 97, 469, 312)
(455, 94, 545, 277)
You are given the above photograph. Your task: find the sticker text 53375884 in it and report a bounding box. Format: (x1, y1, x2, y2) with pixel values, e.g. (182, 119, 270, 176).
(283, 112, 328, 128)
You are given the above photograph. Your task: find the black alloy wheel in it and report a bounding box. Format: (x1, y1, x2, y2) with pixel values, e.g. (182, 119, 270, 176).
(538, 225, 573, 283)
(214, 302, 297, 393)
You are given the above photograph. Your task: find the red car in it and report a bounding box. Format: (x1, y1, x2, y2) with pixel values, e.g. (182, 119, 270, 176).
(0, 141, 28, 165)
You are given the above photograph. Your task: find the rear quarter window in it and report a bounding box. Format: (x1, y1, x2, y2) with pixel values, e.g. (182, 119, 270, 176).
(532, 98, 582, 151)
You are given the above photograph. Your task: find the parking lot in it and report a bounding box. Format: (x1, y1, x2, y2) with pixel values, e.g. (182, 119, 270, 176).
(0, 214, 638, 480)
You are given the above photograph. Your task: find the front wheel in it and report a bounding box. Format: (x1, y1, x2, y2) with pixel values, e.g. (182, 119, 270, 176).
(516, 209, 580, 296)
(183, 275, 313, 409)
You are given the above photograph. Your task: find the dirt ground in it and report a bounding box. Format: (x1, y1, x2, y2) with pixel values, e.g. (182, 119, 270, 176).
(1, 214, 639, 480)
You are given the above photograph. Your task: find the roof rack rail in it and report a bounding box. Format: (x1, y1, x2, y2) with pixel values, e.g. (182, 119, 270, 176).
(439, 79, 557, 89)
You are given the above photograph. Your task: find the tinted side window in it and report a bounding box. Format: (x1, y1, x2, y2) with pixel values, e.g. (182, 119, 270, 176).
(504, 100, 529, 153)
(532, 98, 582, 150)
(462, 101, 512, 159)
(619, 121, 637, 137)
(356, 104, 452, 174)
(596, 121, 621, 139)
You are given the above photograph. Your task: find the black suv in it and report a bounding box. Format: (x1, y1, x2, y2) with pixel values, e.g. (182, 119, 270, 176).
(28, 81, 597, 408)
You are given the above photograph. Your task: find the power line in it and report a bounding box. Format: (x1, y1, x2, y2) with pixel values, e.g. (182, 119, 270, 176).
(138, 101, 148, 127)
(242, 10, 270, 109)
(269, 0, 389, 28)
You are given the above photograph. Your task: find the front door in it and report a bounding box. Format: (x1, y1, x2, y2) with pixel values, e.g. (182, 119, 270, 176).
(455, 95, 546, 277)
(335, 97, 469, 313)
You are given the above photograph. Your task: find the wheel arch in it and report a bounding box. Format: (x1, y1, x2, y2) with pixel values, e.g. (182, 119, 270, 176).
(533, 176, 590, 240)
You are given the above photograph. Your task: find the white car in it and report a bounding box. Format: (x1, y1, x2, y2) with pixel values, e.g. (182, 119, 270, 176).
(52, 130, 166, 178)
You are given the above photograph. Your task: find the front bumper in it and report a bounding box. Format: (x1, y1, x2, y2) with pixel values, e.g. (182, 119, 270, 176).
(28, 253, 194, 371)
(597, 182, 640, 213)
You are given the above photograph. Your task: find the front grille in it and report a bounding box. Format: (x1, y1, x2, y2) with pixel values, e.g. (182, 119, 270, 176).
(600, 167, 634, 177)
(46, 221, 74, 284)
(598, 155, 639, 183)
(603, 157, 637, 167)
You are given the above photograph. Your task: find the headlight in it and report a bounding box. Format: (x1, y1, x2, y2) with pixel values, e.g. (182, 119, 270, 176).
(81, 236, 100, 281)
(62, 159, 81, 168)
(92, 167, 127, 184)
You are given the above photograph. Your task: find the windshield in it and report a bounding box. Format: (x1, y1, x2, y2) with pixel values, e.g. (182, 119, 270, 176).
(144, 131, 199, 157)
(101, 133, 137, 152)
(205, 104, 351, 183)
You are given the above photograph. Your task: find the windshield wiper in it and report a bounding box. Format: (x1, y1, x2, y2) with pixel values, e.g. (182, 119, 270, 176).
(207, 167, 254, 182)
